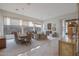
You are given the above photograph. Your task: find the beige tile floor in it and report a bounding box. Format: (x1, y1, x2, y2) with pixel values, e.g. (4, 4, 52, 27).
(0, 37, 59, 56)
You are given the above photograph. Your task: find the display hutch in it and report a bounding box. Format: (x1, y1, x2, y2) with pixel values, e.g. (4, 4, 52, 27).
(59, 19, 79, 56)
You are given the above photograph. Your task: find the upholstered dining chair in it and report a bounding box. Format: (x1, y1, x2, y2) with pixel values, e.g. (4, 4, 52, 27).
(26, 32, 32, 44)
(11, 32, 24, 44)
(37, 33, 48, 40)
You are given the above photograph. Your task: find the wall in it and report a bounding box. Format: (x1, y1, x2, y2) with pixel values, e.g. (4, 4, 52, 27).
(43, 11, 78, 39)
(76, 3, 79, 54)
(0, 11, 4, 36)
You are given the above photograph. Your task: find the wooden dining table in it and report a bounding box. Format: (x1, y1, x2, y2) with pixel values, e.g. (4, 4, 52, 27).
(18, 33, 32, 44)
(19, 34, 27, 41)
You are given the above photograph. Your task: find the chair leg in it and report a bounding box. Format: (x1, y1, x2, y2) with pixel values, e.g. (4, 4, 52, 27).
(25, 41, 31, 45)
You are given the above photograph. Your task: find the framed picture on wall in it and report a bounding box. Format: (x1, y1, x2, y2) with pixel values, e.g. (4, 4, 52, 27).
(47, 23, 51, 30)
(52, 24, 56, 31)
(52, 26, 56, 31)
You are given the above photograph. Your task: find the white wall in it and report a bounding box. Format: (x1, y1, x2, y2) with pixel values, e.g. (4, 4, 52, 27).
(43, 11, 78, 39)
(43, 18, 61, 38)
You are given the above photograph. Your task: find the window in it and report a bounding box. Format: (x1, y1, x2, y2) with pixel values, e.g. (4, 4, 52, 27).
(10, 18, 20, 25)
(4, 17, 10, 25)
(35, 24, 42, 27)
(22, 21, 28, 26)
(28, 21, 34, 27)
(4, 17, 22, 25)
(7, 17, 10, 25)
(66, 22, 68, 33)
(19, 20, 22, 26)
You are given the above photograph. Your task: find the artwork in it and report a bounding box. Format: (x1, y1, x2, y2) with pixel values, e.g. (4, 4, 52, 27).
(47, 23, 51, 30)
(52, 24, 56, 31)
(52, 26, 56, 31)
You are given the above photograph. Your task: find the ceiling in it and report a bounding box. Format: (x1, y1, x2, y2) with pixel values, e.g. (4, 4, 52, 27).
(0, 3, 77, 20)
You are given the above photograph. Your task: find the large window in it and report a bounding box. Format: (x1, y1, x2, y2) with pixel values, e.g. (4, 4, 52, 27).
(10, 18, 21, 25)
(28, 21, 34, 27)
(3, 16, 42, 35)
(22, 21, 34, 27)
(19, 20, 22, 26)
(4, 17, 22, 26)
(22, 21, 28, 26)
(35, 24, 42, 27)
(3, 17, 22, 35)
(4, 17, 10, 25)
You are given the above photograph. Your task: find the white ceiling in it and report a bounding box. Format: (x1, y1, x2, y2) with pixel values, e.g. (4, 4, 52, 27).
(0, 3, 77, 20)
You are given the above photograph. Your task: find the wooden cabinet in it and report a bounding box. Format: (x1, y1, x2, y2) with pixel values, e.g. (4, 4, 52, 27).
(59, 40, 76, 56)
(67, 21, 77, 39)
(0, 37, 6, 49)
(65, 19, 78, 40)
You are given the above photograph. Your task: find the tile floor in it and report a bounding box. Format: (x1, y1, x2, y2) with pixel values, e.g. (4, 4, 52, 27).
(0, 36, 59, 56)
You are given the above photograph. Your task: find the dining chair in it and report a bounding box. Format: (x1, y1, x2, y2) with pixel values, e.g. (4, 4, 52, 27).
(26, 32, 32, 44)
(11, 32, 24, 44)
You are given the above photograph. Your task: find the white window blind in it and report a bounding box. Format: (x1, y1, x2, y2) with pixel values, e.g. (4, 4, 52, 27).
(28, 21, 34, 27)
(4, 17, 10, 25)
(10, 18, 20, 25)
(4, 17, 22, 25)
(22, 21, 28, 26)
(35, 24, 42, 27)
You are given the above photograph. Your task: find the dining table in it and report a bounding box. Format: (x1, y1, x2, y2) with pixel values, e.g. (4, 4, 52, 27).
(19, 34, 28, 41)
